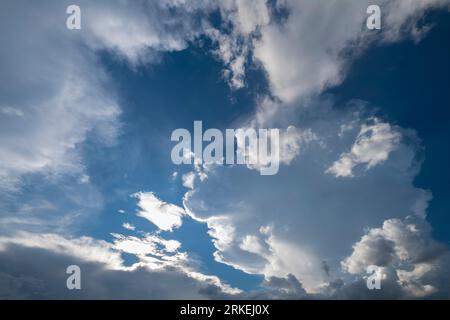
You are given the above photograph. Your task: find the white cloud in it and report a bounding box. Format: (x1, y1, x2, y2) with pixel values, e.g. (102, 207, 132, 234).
(220, 0, 270, 36)
(326, 119, 401, 177)
(261, 232, 326, 292)
(182, 171, 196, 189)
(78, 174, 90, 184)
(0, 1, 121, 194)
(184, 99, 428, 294)
(133, 192, 185, 232)
(269, 0, 450, 103)
(122, 223, 136, 231)
(82, 0, 217, 65)
(0, 0, 218, 195)
(233, 124, 317, 174)
(206, 216, 236, 252)
(206, 0, 450, 103)
(411, 190, 433, 219)
(112, 233, 182, 260)
(239, 235, 267, 256)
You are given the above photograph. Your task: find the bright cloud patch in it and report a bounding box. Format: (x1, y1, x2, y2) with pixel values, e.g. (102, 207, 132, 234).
(326, 120, 401, 177)
(133, 192, 185, 232)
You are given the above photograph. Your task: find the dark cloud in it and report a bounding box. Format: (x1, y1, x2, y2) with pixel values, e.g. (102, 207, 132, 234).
(0, 243, 228, 299)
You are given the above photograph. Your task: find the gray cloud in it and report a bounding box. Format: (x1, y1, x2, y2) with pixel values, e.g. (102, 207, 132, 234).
(341, 216, 450, 298)
(0, 243, 217, 299)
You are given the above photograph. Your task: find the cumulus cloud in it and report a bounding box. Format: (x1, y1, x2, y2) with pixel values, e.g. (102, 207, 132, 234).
(249, 274, 308, 299)
(233, 125, 316, 175)
(326, 119, 401, 177)
(341, 216, 450, 298)
(133, 192, 185, 232)
(219, 0, 450, 103)
(184, 99, 428, 294)
(342, 217, 446, 274)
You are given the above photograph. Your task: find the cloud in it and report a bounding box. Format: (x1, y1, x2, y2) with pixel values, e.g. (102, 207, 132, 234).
(2, 0, 448, 194)
(81, 0, 217, 65)
(153, 0, 450, 105)
(0, 1, 121, 193)
(0, 232, 124, 270)
(207, 28, 248, 89)
(112, 233, 182, 258)
(205, 0, 270, 89)
(182, 172, 196, 189)
(326, 119, 401, 178)
(237, 0, 449, 103)
(342, 217, 447, 274)
(178, 1, 450, 297)
(0, 233, 239, 299)
(249, 274, 308, 299)
(133, 192, 185, 232)
(184, 98, 429, 293)
(1, 0, 449, 299)
(122, 223, 136, 231)
(0, 106, 24, 117)
(340, 216, 450, 298)
(231, 125, 316, 175)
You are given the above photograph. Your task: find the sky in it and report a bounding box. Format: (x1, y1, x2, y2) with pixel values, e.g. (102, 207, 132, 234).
(0, 0, 450, 299)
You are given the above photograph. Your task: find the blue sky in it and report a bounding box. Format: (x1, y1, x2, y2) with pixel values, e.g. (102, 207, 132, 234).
(1, 0, 450, 299)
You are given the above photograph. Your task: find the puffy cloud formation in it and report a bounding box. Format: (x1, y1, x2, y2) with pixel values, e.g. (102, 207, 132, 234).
(133, 192, 185, 232)
(183, 98, 432, 294)
(233, 125, 317, 175)
(221, 0, 450, 103)
(340, 217, 450, 298)
(248, 274, 308, 299)
(327, 119, 401, 177)
(180, 0, 449, 292)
